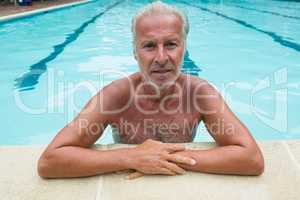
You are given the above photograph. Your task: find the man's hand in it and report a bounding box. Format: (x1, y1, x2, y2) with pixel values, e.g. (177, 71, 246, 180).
(125, 139, 196, 180)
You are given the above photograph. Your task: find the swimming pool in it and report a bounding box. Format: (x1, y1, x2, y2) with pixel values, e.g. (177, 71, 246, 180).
(0, 0, 299, 145)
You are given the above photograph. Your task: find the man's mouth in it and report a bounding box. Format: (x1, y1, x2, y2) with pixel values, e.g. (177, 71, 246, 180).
(151, 69, 173, 74)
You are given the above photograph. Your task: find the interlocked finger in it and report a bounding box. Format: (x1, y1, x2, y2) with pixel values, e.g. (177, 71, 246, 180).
(165, 154, 196, 165)
(158, 167, 177, 175)
(161, 161, 186, 175)
(164, 144, 186, 153)
(125, 171, 144, 180)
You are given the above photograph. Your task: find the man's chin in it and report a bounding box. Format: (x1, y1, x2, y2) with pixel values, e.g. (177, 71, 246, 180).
(149, 77, 178, 89)
(141, 72, 181, 88)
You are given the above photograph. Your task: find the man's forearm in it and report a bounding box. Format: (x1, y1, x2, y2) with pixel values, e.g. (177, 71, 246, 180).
(175, 145, 264, 176)
(38, 146, 134, 178)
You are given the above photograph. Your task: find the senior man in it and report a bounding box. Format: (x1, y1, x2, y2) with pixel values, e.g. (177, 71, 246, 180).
(38, 1, 264, 179)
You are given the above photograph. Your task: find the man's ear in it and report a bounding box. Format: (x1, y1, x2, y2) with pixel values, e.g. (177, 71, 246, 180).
(133, 49, 137, 60)
(183, 40, 187, 53)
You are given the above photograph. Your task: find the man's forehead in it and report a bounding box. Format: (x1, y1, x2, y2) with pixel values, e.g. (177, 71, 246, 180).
(135, 13, 183, 37)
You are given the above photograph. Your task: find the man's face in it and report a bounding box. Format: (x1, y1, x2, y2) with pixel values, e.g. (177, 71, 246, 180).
(134, 13, 185, 87)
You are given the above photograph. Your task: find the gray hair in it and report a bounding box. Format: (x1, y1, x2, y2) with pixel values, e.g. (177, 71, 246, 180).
(131, 1, 189, 46)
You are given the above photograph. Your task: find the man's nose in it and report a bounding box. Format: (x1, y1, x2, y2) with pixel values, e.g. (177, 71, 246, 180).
(154, 45, 168, 66)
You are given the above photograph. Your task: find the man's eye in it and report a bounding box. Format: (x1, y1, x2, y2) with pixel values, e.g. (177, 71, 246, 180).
(165, 43, 177, 49)
(143, 43, 155, 50)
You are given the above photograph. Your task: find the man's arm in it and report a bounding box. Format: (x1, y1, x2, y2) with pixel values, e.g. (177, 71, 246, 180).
(175, 80, 264, 175)
(38, 79, 195, 178)
(37, 81, 134, 178)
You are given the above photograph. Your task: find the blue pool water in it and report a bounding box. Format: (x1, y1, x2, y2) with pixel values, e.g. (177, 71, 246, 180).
(0, 0, 299, 145)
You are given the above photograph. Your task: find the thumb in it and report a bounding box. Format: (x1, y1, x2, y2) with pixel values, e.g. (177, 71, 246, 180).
(125, 171, 145, 180)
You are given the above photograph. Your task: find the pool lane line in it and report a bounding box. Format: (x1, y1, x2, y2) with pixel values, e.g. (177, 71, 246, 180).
(278, 5, 300, 11)
(179, 1, 300, 53)
(227, 4, 300, 21)
(14, 0, 125, 92)
(182, 50, 202, 77)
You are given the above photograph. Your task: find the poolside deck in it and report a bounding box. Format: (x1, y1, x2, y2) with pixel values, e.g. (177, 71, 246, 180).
(0, 0, 83, 17)
(0, 140, 299, 200)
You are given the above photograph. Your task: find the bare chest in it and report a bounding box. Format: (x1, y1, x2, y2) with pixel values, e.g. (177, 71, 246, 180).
(112, 111, 200, 144)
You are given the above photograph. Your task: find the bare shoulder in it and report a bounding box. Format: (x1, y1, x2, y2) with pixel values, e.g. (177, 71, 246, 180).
(93, 72, 139, 114)
(100, 72, 139, 99)
(180, 74, 225, 117)
(181, 74, 218, 95)
(101, 75, 133, 96)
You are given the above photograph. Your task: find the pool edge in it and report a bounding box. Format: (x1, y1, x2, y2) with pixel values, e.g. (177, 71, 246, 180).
(0, 140, 300, 199)
(0, 0, 91, 23)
